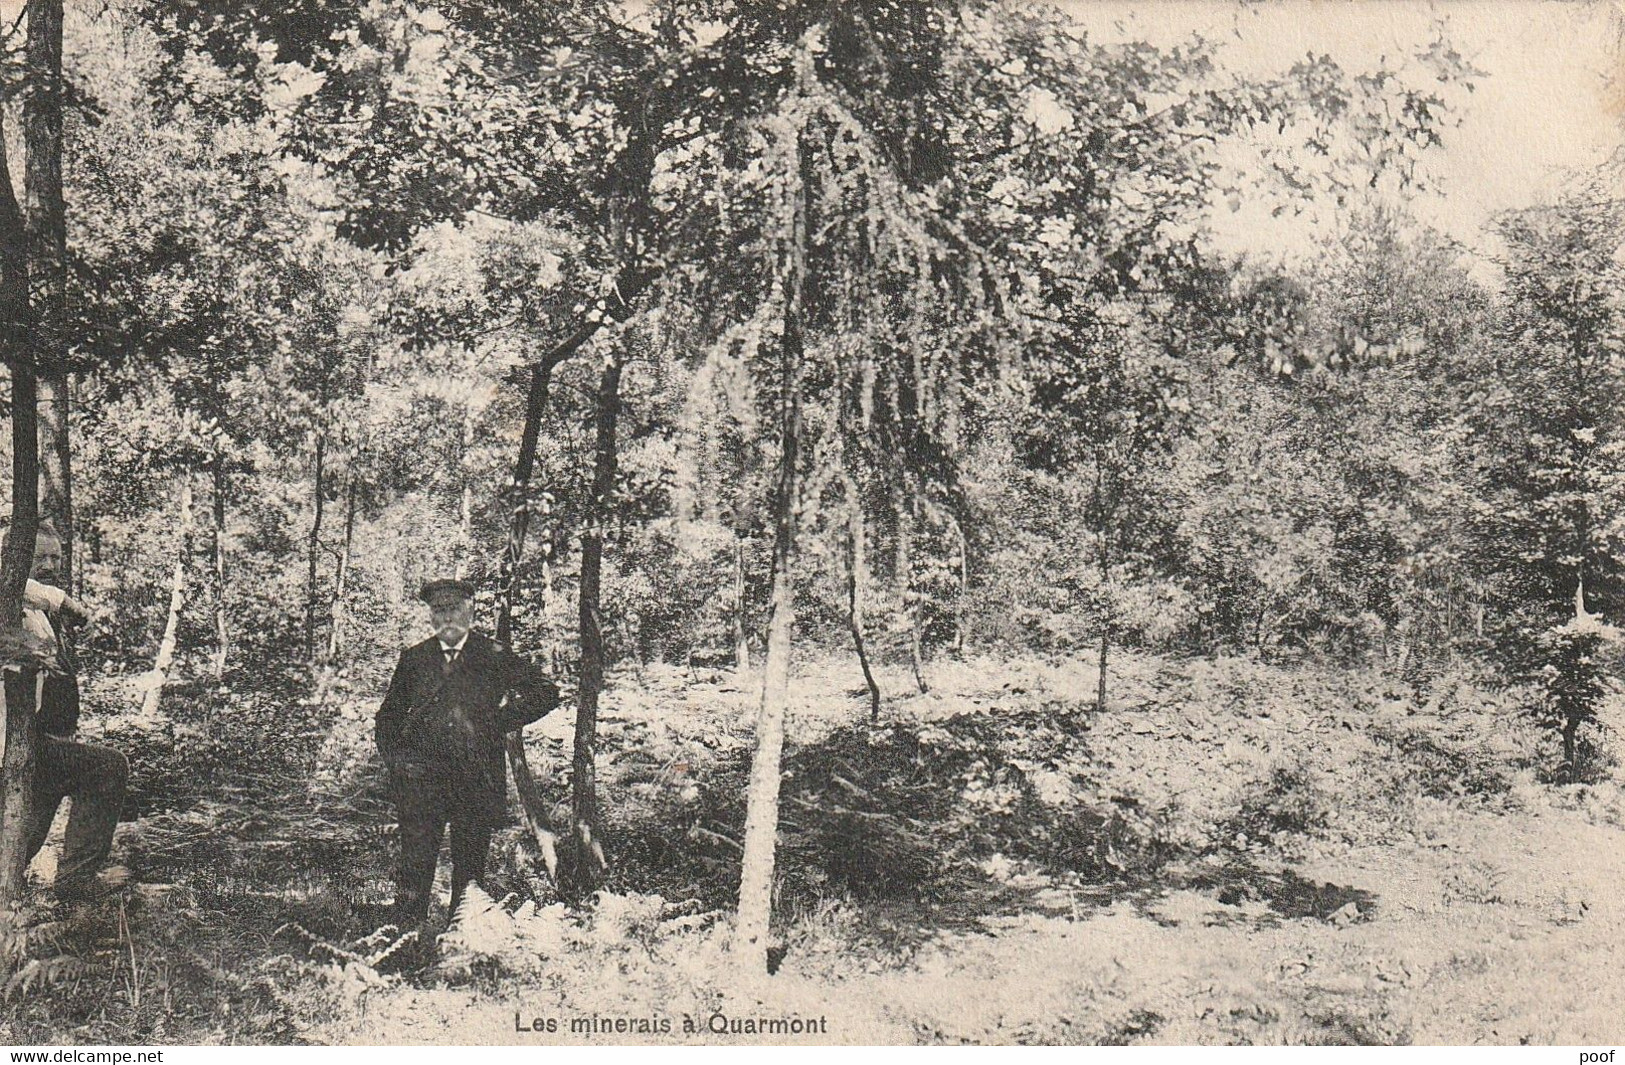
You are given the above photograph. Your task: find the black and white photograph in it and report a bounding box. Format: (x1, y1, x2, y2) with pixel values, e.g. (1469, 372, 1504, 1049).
(0, 0, 1622, 1049)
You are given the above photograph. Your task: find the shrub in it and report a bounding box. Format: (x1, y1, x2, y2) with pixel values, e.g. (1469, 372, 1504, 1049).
(1530, 621, 1614, 782)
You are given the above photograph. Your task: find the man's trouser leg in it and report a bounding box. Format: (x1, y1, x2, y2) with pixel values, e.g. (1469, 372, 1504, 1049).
(25, 771, 68, 866)
(447, 816, 492, 919)
(389, 762, 446, 926)
(37, 735, 128, 891)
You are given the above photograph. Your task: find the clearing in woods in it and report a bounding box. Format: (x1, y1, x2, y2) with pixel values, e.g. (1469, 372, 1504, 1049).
(7, 651, 1624, 1045)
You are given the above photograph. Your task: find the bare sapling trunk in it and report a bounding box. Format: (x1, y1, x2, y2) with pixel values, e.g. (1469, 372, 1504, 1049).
(735, 134, 808, 973)
(314, 467, 357, 705)
(567, 351, 623, 898)
(1096, 506, 1110, 713)
(540, 555, 561, 674)
(210, 449, 228, 680)
(457, 394, 475, 579)
(732, 530, 750, 672)
(1097, 626, 1110, 712)
(497, 359, 561, 881)
(847, 498, 880, 721)
(305, 433, 325, 665)
(140, 478, 192, 723)
(328, 468, 357, 663)
(950, 515, 967, 657)
(0, 97, 41, 909)
(897, 497, 927, 694)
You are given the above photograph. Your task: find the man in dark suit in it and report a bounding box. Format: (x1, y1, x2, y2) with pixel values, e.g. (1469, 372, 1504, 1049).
(376, 578, 560, 925)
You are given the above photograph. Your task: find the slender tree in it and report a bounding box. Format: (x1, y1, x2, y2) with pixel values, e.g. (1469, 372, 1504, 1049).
(26, 0, 68, 591)
(565, 349, 625, 897)
(0, 102, 41, 906)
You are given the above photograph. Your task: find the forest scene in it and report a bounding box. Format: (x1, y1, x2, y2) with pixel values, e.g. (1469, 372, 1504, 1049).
(0, 0, 1623, 1047)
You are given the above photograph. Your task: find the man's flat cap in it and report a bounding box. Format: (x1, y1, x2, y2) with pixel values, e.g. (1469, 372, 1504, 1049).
(419, 578, 476, 604)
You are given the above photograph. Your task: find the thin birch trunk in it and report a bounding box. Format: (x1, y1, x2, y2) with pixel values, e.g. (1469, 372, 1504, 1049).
(735, 128, 808, 973)
(847, 501, 880, 722)
(140, 479, 192, 722)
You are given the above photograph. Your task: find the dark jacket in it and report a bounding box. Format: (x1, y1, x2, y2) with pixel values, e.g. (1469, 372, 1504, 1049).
(376, 631, 560, 823)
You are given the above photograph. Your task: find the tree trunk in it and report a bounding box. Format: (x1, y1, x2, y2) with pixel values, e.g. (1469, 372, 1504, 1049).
(897, 497, 927, 694)
(457, 393, 475, 579)
(305, 434, 325, 665)
(140, 479, 192, 723)
(27, 0, 67, 589)
(732, 531, 750, 672)
(566, 351, 623, 898)
(20, 6, 69, 880)
(496, 359, 561, 883)
(735, 134, 807, 973)
(540, 556, 561, 673)
(0, 669, 40, 906)
(1097, 521, 1110, 713)
(847, 500, 880, 721)
(0, 92, 40, 908)
(1097, 628, 1110, 713)
(210, 449, 228, 680)
(37, 377, 68, 573)
(327, 467, 357, 664)
(950, 515, 967, 657)
(497, 361, 554, 647)
(313, 466, 357, 705)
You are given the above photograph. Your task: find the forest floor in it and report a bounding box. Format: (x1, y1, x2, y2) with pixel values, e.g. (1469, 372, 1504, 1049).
(2, 649, 1623, 1045)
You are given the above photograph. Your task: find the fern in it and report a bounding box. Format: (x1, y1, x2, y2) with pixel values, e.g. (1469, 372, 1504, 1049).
(1, 918, 69, 966)
(437, 885, 567, 977)
(274, 920, 420, 975)
(363, 929, 419, 971)
(5, 956, 89, 999)
(275, 921, 367, 968)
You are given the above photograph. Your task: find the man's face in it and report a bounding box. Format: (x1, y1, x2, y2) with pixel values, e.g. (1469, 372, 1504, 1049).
(429, 596, 474, 645)
(31, 533, 63, 582)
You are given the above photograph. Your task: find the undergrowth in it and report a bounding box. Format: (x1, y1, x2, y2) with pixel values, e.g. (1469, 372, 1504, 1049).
(4, 650, 1605, 1044)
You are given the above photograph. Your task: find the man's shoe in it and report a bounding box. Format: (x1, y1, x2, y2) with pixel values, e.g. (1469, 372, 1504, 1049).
(55, 865, 133, 903)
